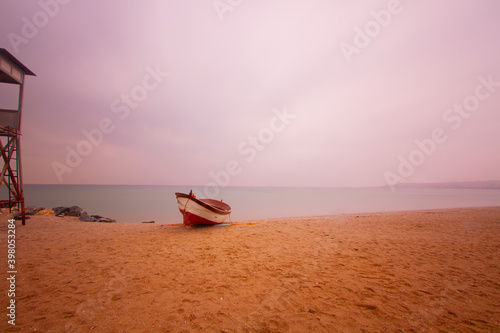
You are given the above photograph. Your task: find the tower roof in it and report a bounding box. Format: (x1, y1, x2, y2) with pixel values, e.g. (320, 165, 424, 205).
(0, 48, 36, 84)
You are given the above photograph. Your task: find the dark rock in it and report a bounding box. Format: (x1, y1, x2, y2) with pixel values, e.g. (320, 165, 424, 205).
(90, 215, 116, 223)
(13, 212, 30, 220)
(52, 206, 66, 216)
(52, 206, 83, 217)
(99, 218, 116, 223)
(79, 212, 96, 222)
(66, 206, 83, 217)
(141, 221, 155, 223)
(51, 205, 115, 222)
(26, 206, 44, 215)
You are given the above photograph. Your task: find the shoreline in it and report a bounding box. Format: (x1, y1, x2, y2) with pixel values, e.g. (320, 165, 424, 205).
(1, 206, 499, 331)
(19, 185, 500, 223)
(254, 205, 500, 221)
(18, 204, 500, 224)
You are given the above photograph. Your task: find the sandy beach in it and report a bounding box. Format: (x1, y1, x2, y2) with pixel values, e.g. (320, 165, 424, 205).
(1, 207, 499, 332)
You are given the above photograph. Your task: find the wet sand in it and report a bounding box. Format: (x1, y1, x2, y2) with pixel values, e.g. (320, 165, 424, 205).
(1, 207, 499, 332)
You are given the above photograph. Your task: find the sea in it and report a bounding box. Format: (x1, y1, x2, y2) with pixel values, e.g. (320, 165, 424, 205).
(7, 184, 500, 223)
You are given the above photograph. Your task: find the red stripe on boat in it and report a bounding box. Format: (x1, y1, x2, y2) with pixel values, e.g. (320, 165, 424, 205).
(179, 209, 223, 227)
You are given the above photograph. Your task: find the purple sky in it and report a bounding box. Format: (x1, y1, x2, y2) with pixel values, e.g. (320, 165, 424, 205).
(1, 0, 499, 187)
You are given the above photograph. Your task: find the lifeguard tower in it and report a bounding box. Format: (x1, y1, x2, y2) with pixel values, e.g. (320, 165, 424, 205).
(0, 49, 36, 225)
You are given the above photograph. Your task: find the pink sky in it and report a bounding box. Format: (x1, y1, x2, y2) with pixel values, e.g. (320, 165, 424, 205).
(1, 0, 499, 187)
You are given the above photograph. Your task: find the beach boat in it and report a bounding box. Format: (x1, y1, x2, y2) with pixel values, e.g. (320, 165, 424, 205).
(175, 191, 232, 227)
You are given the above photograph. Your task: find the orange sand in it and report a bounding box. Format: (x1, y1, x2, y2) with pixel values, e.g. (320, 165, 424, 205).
(1, 207, 500, 332)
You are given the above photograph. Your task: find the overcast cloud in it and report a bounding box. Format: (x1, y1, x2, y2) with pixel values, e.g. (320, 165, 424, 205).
(1, 0, 499, 187)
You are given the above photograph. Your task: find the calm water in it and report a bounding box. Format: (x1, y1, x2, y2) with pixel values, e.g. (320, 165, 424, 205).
(7, 185, 500, 223)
